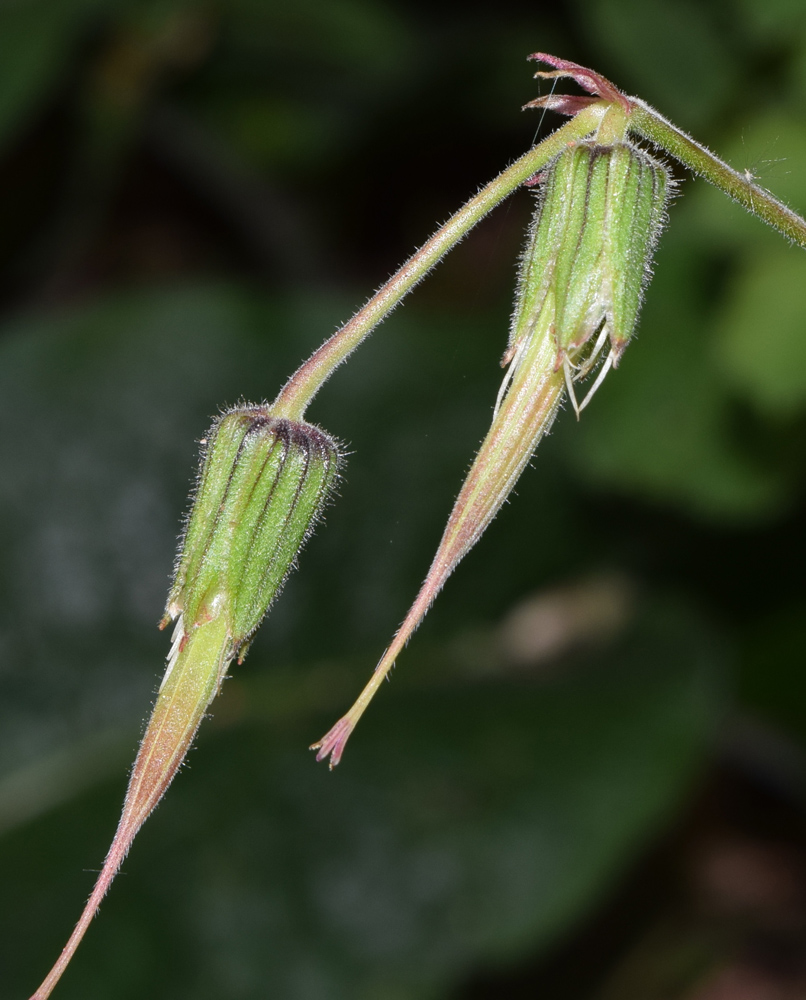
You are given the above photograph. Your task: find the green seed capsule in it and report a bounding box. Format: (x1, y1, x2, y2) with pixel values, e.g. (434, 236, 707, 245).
(506, 139, 670, 414)
(165, 406, 340, 657)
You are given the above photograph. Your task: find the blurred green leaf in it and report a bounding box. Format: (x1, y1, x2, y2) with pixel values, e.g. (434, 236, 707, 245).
(193, 0, 414, 169)
(225, 0, 412, 76)
(0, 280, 725, 998)
(0, 284, 264, 780)
(713, 245, 806, 418)
(735, 0, 806, 40)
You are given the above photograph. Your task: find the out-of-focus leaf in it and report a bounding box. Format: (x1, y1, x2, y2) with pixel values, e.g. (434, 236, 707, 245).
(735, 0, 806, 40)
(207, 96, 343, 170)
(713, 246, 806, 418)
(5, 602, 723, 998)
(0, 280, 725, 997)
(226, 0, 411, 77)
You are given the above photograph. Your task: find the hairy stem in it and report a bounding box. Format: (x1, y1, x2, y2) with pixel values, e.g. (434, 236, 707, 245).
(271, 103, 607, 421)
(629, 99, 806, 248)
(29, 615, 230, 1000)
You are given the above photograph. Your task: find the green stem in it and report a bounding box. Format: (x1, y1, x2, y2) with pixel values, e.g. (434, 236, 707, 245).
(271, 103, 607, 421)
(595, 103, 629, 144)
(629, 98, 806, 249)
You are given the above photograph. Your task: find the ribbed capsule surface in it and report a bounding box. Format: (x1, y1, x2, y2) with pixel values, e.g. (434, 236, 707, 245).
(508, 139, 670, 379)
(601, 142, 670, 359)
(166, 406, 339, 655)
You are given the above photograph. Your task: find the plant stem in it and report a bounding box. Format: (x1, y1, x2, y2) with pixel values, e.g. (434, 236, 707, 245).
(629, 99, 806, 248)
(271, 103, 607, 421)
(30, 614, 231, 1000)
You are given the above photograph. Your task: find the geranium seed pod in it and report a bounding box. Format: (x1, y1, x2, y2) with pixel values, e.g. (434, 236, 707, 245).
(166, 406, 340, 656)
(507, 139, 670, 415)
(30, 405, 340, 1000)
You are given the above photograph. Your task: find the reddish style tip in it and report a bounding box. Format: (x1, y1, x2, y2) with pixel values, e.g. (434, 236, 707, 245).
(311, 716, 354, 769)
(527, 53, 632, 114)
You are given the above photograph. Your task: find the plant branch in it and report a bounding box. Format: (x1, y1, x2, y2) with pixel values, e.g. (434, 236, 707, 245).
(629, 99, 806, 248)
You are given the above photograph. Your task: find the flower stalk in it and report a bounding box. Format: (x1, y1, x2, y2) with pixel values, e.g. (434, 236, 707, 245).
(628, 100, 806, 246)
(270, 103, 609, 422)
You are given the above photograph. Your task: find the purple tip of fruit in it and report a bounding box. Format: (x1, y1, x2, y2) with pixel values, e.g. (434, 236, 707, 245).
(311, 716, 354, 769)
(523, 94, 601, 117)
(527, 53, 632, 114)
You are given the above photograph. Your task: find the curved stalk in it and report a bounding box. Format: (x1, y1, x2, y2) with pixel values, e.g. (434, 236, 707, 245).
(271, 103, 607, 422)
(629, 99, 806, 248)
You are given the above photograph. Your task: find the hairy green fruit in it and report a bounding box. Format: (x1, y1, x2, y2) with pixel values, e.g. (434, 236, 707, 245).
(509, 140, 670, 414)
(166, 407, 340, 659)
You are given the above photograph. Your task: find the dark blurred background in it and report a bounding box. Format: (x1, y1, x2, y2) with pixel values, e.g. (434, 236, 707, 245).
(2, 0, 806, 997)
